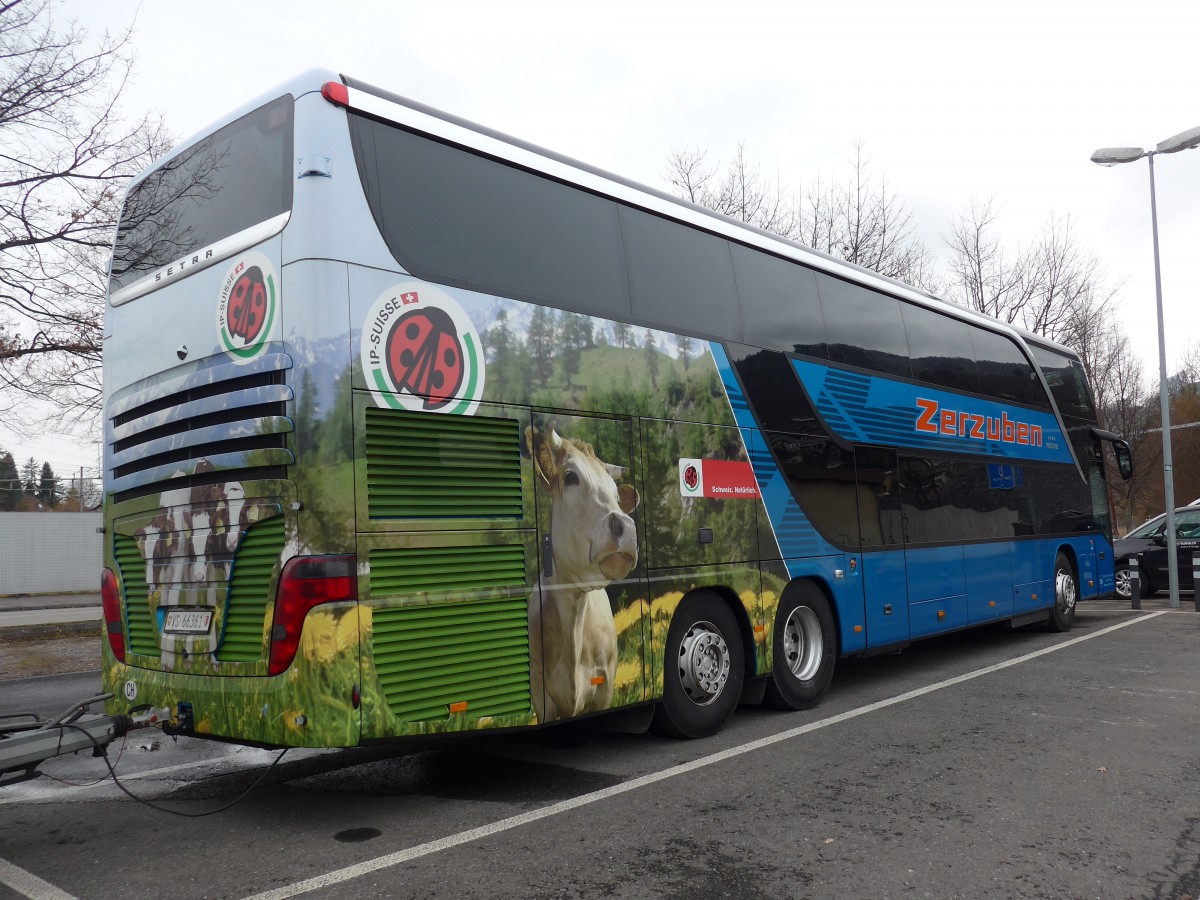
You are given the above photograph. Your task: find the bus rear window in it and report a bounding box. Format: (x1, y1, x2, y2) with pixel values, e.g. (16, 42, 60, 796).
(110, 95, 293, 293)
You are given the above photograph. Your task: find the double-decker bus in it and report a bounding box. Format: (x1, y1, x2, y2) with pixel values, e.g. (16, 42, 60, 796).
(100, 70, 1133, 745)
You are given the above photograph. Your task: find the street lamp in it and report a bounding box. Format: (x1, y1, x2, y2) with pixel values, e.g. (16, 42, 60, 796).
(1092, 125, 1200, 609)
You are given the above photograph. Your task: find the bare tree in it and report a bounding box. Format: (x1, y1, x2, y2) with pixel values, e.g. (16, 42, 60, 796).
(0, 0, 171, 430)
(800, 143, 941, 292)
(945, 200, 1119, 346)
(663, 143, 798, 238)
(663, 141, 940, 292)
(944, 199, 1036, 324)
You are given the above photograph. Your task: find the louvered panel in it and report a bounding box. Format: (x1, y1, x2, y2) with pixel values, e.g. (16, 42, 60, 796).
(372, 597, 531, 721)
(216, 517, 285, 661)
(113, 535, 161, 657)
(369, 544, 525, 597)
(364, 408, 522, 519)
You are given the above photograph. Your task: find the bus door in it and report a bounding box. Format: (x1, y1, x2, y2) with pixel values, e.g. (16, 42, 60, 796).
(855, 448, 910, 647)
(527, 413, 647, 726)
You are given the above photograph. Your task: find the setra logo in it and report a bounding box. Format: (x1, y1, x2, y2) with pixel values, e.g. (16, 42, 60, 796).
(216, 251, 276, 363)
(361, 282, 485, 415)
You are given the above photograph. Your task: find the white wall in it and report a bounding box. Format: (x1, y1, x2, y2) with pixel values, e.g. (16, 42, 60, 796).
(0, 513, 103, 595)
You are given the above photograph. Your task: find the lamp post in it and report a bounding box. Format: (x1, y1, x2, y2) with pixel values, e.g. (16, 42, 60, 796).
(1092, 125, 1200, 609)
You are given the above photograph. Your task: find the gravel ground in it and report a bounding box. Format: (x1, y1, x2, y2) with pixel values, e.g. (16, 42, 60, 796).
(0, 631, 101, 681)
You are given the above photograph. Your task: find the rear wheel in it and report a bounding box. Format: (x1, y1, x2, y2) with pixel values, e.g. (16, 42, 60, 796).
(651, 592, 745, 739)
(763, 582, 837, 711)
(1046, 551, 1077, 632)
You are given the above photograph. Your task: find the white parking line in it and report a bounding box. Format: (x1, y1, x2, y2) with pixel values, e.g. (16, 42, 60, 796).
(245, 611, 1169, 900)
(0, 857, 77, 900)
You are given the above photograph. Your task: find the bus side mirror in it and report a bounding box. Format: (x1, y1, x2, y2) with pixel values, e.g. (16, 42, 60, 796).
(1114, 442, 1133, 481)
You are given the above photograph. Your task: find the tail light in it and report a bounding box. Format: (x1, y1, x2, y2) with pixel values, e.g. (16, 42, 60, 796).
(268, 555, 357, 676)
(101, 568, 125, 663)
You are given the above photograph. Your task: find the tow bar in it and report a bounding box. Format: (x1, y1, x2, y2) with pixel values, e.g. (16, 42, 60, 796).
(0, 693, 171, 787)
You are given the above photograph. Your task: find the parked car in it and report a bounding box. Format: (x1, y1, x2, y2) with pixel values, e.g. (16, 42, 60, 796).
(1114, 507, 1200, 598)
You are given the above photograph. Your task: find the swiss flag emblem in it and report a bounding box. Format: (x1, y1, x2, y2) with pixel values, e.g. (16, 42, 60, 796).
(400, 292, 420, 305)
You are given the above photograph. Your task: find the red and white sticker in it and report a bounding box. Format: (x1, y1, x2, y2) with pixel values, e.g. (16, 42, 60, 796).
(678, 458, 760, 499)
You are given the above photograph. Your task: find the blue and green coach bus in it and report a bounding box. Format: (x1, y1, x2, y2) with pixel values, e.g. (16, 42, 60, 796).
(99, 70, 1132, 745)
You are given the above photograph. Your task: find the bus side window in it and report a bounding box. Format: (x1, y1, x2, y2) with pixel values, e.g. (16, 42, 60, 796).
(856, 447, 902, 548)
(816, 274, 912, 380)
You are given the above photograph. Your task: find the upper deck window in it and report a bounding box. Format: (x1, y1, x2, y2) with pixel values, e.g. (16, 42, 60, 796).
(1031, 345, 1097, 421)
(110, 95, 293, 293)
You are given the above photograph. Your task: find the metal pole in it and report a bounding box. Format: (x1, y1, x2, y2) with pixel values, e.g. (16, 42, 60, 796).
(1128, 556, 1141, 610)
(1147, 152, 1180, 608)
(1193, 551, 1199, 613)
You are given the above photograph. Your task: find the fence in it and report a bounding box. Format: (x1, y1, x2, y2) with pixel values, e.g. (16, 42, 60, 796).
(0, 512, 102, 595)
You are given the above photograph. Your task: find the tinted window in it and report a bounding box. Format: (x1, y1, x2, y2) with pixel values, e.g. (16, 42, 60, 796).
(619, 207, 742, 341)
(816, 274, 912, 379)
(856, 447, 903, 547)
(730, 245, 826, 357)
(767, 433, 859, 548)
(899, 455, 1097, 544)
(350, 115, 631, 320)
(969, 328, 1049, 409)
(1031, 345, 1097, 420)
(901, 302, 980, 393)
(728, 344, 827, 435)
(112, 95, 294, 291)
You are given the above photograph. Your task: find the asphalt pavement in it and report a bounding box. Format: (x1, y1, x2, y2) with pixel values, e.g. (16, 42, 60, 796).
(1, 604, 1197, 898)
(0, 593, 101, 639)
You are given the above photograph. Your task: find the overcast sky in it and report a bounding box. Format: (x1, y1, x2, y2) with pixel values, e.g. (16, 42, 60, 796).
(4, 0, 1199, 478)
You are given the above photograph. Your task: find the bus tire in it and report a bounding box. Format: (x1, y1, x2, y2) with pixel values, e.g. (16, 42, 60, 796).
(1045, 551, 1077, 632)
(651, 592, 745, 739)
(763, 581, 837, 711)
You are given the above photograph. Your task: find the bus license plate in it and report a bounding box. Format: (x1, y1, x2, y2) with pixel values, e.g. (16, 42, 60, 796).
(163, 609, 213, 635)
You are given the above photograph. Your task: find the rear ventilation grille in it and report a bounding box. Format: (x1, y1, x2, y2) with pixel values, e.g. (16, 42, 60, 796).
(217, 517, 286, 662)
(372, 597, 531, 721)
(113, 535, 161, 657)
(364, 408, 522, 519)
(369, 544, 526, 597)
(107, 352, 294, 504)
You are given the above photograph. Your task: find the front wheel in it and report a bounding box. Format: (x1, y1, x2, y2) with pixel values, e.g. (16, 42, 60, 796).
(763, 581, 837, 711)
(1114, 563, 1138, 601)
(651, 592, 745, 739)
(1045, 551, 1077, 632)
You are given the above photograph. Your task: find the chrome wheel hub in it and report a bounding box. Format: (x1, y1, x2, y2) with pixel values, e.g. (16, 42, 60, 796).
(677, 621, 731, 706)
(782, 606, 823, 682)
(1056, 568, 1077, 612)
(1114, 568, 1132, 599)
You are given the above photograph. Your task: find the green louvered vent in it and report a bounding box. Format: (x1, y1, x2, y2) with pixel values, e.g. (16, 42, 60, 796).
(373, 597, 531, 721)
(365, 408, 523, 519)
(370, 544, 526, 597)
(113, 535, 161, 657)
(217, 517, 285, 662)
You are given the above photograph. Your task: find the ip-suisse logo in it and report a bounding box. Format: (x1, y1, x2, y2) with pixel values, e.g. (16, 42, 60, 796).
(360, 282, 485, 415)
(216, 251, 277, 363)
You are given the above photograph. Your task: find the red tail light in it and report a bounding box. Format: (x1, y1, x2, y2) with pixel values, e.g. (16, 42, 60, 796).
(321, 81, 349, 108)
(101, 568, 125, 663)
(267, 555, 357, 676)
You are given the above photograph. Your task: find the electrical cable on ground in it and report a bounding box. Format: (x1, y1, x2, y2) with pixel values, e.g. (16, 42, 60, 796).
(59, 723, 289, 817)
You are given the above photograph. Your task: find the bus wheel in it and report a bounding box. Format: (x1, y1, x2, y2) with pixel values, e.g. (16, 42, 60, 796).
(1045, 552, 1077, 632)
(764, 581, 836, 711)
(651, 592, 744, 739)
